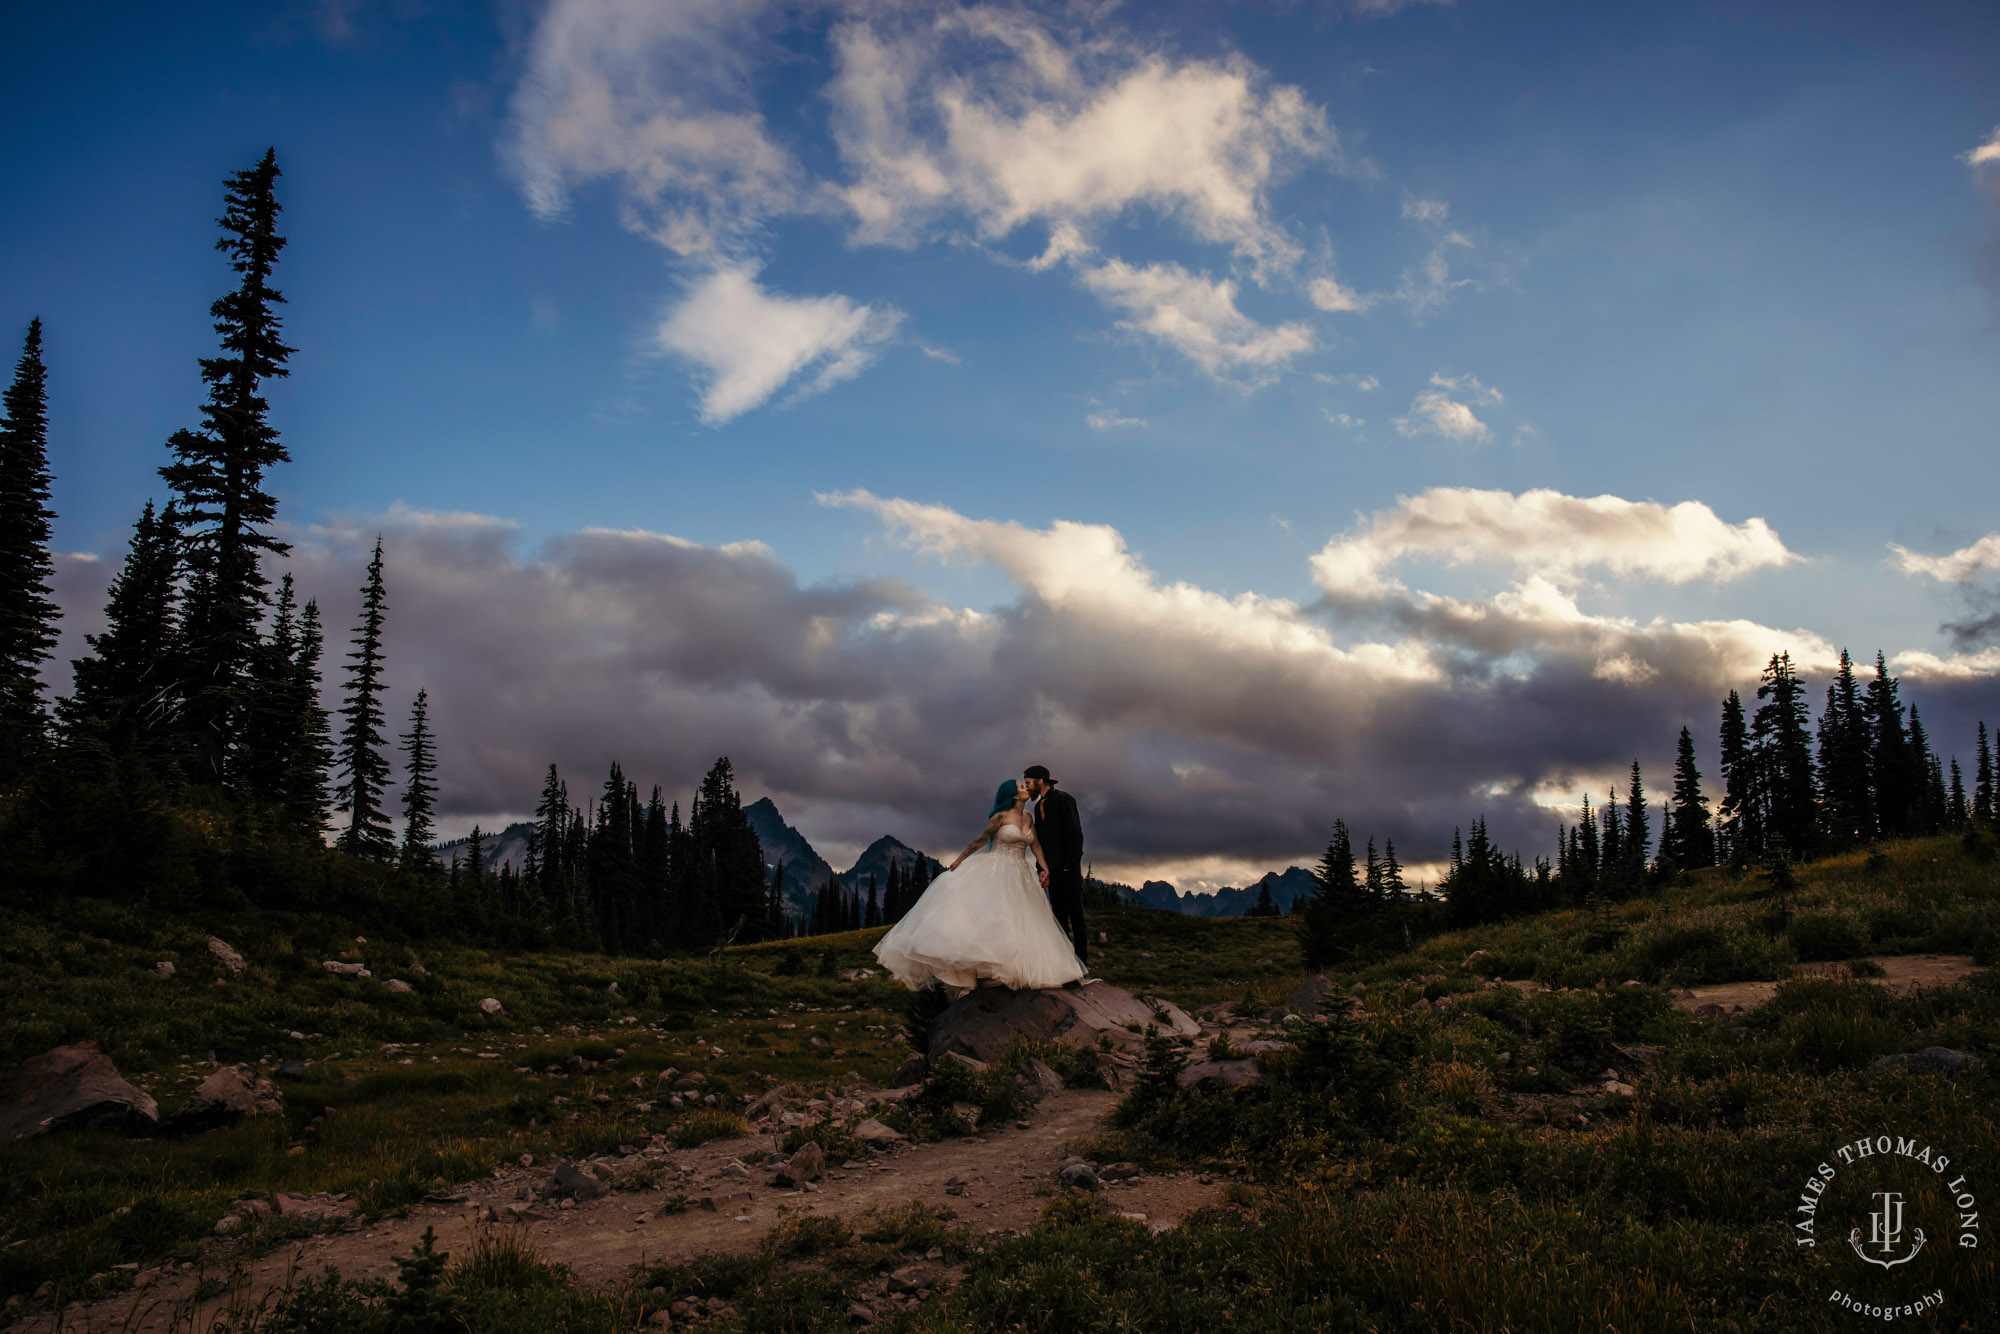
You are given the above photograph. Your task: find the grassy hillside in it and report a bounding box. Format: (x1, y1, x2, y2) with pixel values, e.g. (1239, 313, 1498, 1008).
(1, 835, 1995, 1329)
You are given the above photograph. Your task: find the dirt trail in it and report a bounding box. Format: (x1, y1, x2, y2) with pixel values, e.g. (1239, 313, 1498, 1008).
(37, 1090, 1221, 1333)
(1669, 953, 1982, 1014)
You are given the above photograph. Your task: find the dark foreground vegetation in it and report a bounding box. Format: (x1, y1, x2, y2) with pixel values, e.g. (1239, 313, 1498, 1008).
(0, 835, 1991, 1331)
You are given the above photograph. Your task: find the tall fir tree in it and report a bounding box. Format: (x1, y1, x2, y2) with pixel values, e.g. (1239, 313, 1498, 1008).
(335, 538, 393, 858)
(1949, 757, 1968, 827)
(398, 688, 438, 871)
(1863, 653, 1916, 838)
(64, 501, 183, 750)
(159, 151, 295, 785)
(1906, 704, 1947, 835)
(1302, 819, 1358, 967)
(1717, 690, 1756, 865)
(589, 762, 638, 951)
(0, 319, 59, 780)
(1815, 649, 1873, 847)
(1663, 725, 1716, 870)
(1381, 839, 1405, 895)
(1620, 761, 1651, 890)
(1975, 723, 1994, 826)
(1751, 652, 1816, 858)
(284, 597, 333, 833)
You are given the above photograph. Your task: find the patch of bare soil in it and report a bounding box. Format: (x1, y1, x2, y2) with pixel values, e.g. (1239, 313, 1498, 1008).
(37, 1090, 1222, 1334)
(1669, 953, 1984, 1016)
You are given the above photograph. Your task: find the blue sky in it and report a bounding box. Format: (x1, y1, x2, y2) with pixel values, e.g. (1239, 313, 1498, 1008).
(6, 0, 1999, 885)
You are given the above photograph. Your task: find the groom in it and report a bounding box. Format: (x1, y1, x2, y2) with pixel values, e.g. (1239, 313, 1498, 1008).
(1023, 765, 1087, 970)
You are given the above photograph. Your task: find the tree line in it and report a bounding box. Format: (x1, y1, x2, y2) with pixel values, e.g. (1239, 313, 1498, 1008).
(1302, 650, 1996, 966)
(0, 149, 780, 954)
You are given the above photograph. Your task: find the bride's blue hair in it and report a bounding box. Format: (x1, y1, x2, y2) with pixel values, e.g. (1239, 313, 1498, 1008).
(984, 779, 1020, 850)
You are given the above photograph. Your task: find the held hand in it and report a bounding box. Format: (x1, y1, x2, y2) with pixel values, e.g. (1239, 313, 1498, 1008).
(1039, 867, 1050, 888)
(948, 858, 964, 872)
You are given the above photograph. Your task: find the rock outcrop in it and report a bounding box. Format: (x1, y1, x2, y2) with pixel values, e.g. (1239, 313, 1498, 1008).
(166, 1065, 285, 1133)
(0, 1043, 159, 1140)
(1874, 1046, 1984, 1074)
(927, 981, 1198, 1063)
(207, 938, 246, 975)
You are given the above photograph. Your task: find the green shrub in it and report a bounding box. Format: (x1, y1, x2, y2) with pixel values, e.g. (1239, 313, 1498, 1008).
(1394, 1115, 1522, 1188)
(670, 1111, 747, 1149)
(1787, 912, 1867, 961)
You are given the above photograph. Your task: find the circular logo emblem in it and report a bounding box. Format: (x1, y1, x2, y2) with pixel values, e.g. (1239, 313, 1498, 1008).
(1790, 1133, 1979, 1320)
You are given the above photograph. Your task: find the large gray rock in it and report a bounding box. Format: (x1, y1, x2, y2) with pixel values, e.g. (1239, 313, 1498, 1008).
(207, 938, 246, 975)
(166, 1066, 285, 1133)
(1178, 1058, 1263, 1089)
(1016, 1058, 1065, 1097)
(1874, 1047, 1985, 1074)
(1281, 974, 1335, 1018)
(0, 1043, 159, 1140)
(928, 982, 1199, 1062)
(545, 1160, 610, 1201)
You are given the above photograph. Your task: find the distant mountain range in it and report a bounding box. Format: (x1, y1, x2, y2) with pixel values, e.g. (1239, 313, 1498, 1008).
(436, 798, 1313, 920)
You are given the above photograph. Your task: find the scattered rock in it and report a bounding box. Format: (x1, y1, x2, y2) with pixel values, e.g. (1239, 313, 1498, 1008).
(213, 1214, 246, 1237)
(0, 1043, 160, 1140)
(886, 1267, 924, 1294)
(1058, 1163, 1100, 1191)
(207, 938, 246, 975)
(382, 979, 414, 995)
(776, 1142, 825, 1185)
(849, 1301, 877, 1324)
(1693, 1003, 1725, 1019)
(167, 1066, 285, 1133)
(1410, 997, 1433, 1013)
(928, 981, 1199, 1062)
(545, 1161, 610, 1201)
(271, 1192, 355, 1221)
(1099, 1162, 1141, 1180)
(889, 1054, 927, 1087)
(478, 998, 504, 1017)
(1874, 1047, 1984, 1074)
(153, 961, 176, 980)
(699, 1191, 753, 1213)
(1177, 1058, 1262, 1089)
(1282, 974, 1335, 1018)
(275, 1060, 308, 1082)
(747, 1084, 798, 1118)
(937, 1051, 988, 1074)
(854, 1118, 904, 1144)
(1601, 1080, 1638, 1098)
(1015, 1057, 1065, 1098)
(321, 961, 370, 978)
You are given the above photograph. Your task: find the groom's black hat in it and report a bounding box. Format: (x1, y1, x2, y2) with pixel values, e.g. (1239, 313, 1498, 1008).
(1024, 764, 1056, 784)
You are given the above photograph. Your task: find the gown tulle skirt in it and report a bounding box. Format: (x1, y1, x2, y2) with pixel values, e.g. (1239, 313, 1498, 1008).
(873, 833, 1086, 994)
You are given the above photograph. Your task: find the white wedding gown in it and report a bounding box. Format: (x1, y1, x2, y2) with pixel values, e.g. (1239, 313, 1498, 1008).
(873, 821, 1086, 993)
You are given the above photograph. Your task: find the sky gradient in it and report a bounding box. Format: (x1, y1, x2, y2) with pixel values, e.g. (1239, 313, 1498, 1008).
(6, 0, 1999, 889)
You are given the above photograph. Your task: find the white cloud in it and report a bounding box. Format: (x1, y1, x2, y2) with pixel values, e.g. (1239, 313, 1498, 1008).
(1078, 257, 1314, 376)
(1086, 410, 1146, 430)
(508, 0, 806, 258)
(1427, 371, 1501, 404)
(1965, 127, 2000, 170)
(1393, 388, 1489, 442)
(1325, 411, 1364, 430)
(655, 266, 902, 423)
(827, 14, 1341, 274)
(1311, 486, 1799, 599)
(1354, 374, 1380, 391)
(1402, 194, 1449, 223)
(1308, 275, 1373, 312)
(1889, 534, 2000, 583)
(1354, 0, 1455, 13)
(1893, 646, 2000, 680)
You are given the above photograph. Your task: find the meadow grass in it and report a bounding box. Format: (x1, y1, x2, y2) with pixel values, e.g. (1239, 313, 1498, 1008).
(2, 834, 1996, 1328)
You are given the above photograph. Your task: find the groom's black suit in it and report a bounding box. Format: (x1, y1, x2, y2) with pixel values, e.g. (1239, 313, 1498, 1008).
(1035, 786, 1087, 967)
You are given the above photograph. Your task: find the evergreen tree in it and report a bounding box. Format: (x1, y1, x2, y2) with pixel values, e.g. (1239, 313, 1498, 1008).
(284, 597, 333, 833)
(530, 765, 567, 901)
(685, 757, 765, 945)
(1362, 837, 1383, 902)
(1381, 839, 1405, 896)
(1751, 653, 1816, 858)
(1948, 757, 1968, 827)
(1907, 704, 1947, 835)
(1302, 820, 1358, 967)
(0, 319, 59, 780)
(1576, 793, 1599, 890)
(1249, 881, 1278, 917)
(1864, 653, 1916, 838)
(466, 825, 485, 885)
(1815, 649, 1872, 847)
(587, 761, 637, 950)
(639, 785, 671, 948)
(1717, 689, 1756, 864)
(398, 688, 437, 870)
(1664, 725, 1716, 870)
(158, 150, 295, 784)
(1620, 761, 1650, 890)
(335, 538, 393, 858)
(65, 502, 183, 748)
(865, 875, 881, 928)
(1976, 723, 1994, 826)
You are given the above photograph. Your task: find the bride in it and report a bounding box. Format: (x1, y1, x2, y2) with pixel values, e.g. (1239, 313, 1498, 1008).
(873, 778, 1087, 995)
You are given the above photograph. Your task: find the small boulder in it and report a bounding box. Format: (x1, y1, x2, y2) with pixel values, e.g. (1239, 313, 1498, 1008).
(478, 998, 504, 1017)
(889, 1054, 927, 1087)
(545, 1161, 610, 1201)
(1057, 1162, 1100, 1192)
(854, 1118, 903, 1144)
(0, 1043, 159, 1140)
(885, 1266, 924, 1295)
(153, 962, 176, 980)
(1015, 1058, 1064, 1098)
(1601, 1080, 1638, 1098)
(382, 979, 414, 995)
(1099, 1162, 1141, 1181)
(167, 1066, 285, 1133)
(274, 1060, 308, 1083)
(775, 1141, 825, 1185)
(1282, 974, 1334, 1018)
(207, 938, 246, 975)
(321, 961, 370, 978)
(1874, 1047, 1984, 1074)
(937, 1051, 988, 1074)
(1693, 1003, 1725, 1019)
(1177, 1058, 1262, 1089)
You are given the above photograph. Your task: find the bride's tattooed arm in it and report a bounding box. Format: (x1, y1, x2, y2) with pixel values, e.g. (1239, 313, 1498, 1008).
(948, 812, 1007, 870)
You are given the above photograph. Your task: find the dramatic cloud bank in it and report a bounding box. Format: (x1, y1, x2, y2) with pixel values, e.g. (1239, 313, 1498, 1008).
(43, 488, 1996, 886)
